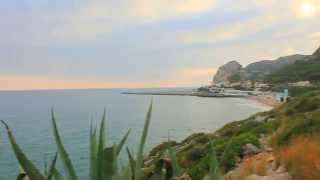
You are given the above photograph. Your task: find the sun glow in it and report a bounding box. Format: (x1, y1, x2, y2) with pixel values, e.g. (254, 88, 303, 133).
(293, 1, 318, 18)
(301, 2, 315, 15)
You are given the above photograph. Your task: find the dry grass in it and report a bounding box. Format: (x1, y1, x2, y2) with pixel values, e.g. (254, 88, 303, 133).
(230, 152, 274, 180)
(275, 135, 320, 180)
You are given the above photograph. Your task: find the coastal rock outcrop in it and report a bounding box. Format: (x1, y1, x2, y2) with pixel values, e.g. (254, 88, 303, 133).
(212, 61, 242, 85)
(212, 54, 310, 84)
(211, 45, 320, 84)
(313, 45, 320, 56)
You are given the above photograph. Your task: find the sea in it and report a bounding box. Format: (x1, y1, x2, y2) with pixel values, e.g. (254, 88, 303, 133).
(0, 88, 271, 179)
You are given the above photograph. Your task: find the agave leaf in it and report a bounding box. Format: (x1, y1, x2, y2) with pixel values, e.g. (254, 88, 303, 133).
(44, 159, 48, 177)
(51, 110, 77, 180)
(1, 120, 46, 180)
(208, 141, 220, 180)
(53, 168, 64, 180)
(167, 145, 180, 177)
(97, 109, 106, 180)
(89, 121, 98, 180)
(167, 135, 180, 177)
(134, 101, 153, 180)
(102, 146, 117, 179)
(116, 129, 131, 155)
(47, 153, 58, 180)
(118, 165, 132, 180)
(126, 147, 135, 178)
(16, 173, 28, 180)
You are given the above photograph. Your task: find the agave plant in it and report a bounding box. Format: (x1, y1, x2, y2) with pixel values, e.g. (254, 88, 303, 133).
(1, 101, 222, 180)
(1, 102, 152, 180)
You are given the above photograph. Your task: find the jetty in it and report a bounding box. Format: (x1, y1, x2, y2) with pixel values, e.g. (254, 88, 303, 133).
(121, 90, 248, 98)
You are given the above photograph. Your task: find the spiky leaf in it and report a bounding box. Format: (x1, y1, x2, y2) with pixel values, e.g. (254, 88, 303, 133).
(102, 146, 117, 178)
(208, 141, 220, 180)
(167, 143, 180, 176)
(47, 153, 58, 180)
(116, 129, 131, 155)
(51, 110, 77, 180)
(134, 101, 153, 180)
(126, 147, 135, 178)
(1, 120, 46, 180)
(97, 109, 106, 180)
(89, 121, 98, 180)
(52, 168, 64, 180)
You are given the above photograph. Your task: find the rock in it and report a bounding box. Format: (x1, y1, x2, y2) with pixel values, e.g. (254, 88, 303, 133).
(259, 136, 273, 152)
(212, 54, 313, 84)
(246, 174, 274, 180)
(212, 61, 242, 85)
(212, 45, 320, 84)
(246, 173, 291, 180)
(276, 165, 287, 174)
(313, 45, 320, 56)
(243, 144, 261, 156)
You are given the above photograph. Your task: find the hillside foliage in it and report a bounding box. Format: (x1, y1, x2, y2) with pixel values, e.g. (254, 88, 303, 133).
(264, 57, 320, 83)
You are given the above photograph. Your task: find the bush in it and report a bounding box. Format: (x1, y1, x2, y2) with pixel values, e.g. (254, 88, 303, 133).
(276, 136, 320, 180)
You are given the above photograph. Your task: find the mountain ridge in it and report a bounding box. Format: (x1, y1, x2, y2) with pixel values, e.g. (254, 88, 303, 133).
(212, 45, 320, 85)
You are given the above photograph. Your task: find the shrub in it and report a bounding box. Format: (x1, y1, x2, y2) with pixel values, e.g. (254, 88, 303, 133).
(276, 136, 320, 180)
(232, 152, 274, 180)
(277, 112, 320, 145)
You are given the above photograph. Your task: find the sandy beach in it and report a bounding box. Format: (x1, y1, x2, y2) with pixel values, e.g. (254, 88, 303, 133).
(247, 95, 281, 108)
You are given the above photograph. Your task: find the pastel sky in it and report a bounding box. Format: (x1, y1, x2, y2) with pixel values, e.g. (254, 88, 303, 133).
(1, 0, 320, 90)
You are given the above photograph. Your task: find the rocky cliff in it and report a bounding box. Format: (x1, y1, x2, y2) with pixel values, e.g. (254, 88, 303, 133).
(212, 61, 242, 84)
(313, 46, 320, 56)
(212, 54, 311, 84)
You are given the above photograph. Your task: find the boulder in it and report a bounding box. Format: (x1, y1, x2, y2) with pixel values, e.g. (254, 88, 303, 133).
(243, 144, 261, 156)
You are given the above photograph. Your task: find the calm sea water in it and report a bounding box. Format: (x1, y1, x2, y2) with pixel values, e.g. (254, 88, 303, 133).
(0, 88, 270, 179)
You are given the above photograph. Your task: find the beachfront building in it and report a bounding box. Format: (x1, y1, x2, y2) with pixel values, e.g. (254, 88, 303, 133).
(288, 81, 312, 87)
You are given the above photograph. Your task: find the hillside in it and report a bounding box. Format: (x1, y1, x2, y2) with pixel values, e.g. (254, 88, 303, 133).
(212, 45, 320, 85)
(145, 90, 320, 179)
(244, 54, 310, 81)
(264, 55, 320, 83)
(212, 54, 310, 85)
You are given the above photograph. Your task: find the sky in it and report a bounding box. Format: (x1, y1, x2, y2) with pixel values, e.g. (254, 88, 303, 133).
(1, 0, 320, 90)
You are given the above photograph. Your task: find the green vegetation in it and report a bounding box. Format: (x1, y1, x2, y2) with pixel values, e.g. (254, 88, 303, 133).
(288, 86, 320, 97)
(228, 73, 242, 83)
(264, 57, 320, 83)
(147, 90, 320, 179)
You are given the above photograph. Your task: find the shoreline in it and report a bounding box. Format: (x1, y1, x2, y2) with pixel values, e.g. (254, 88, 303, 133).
(123, 91, 280, 108)
(246, 95, 281, 108)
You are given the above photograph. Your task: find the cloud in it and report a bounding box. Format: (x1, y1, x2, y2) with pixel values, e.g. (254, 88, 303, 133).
(45, 0, 217, 40)
(129, 0, 216, 21)
(1, 0, 320, 90)
(176, 15, 276, 44)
